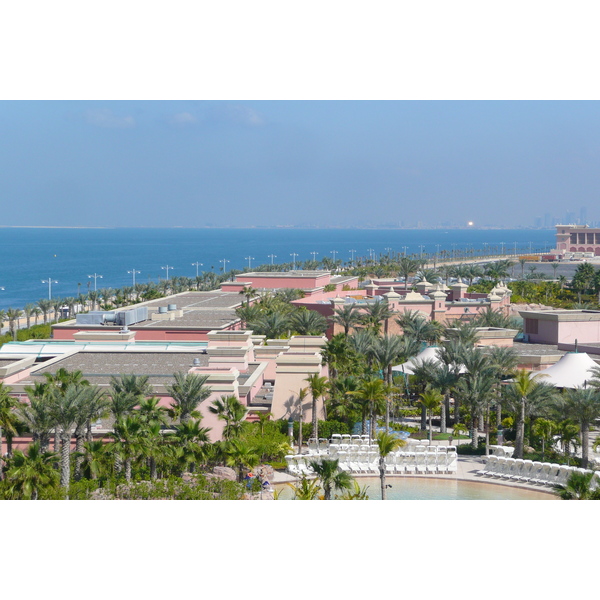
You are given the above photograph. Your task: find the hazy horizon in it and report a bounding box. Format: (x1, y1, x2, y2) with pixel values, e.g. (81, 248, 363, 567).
(2, 101, 599, 229)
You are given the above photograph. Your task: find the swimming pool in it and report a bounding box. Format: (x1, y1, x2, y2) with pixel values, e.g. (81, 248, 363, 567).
(276, 476, 556, 500)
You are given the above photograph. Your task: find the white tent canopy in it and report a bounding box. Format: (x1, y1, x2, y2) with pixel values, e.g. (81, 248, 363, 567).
(392, 346, 466, 375)
(532, 352, 600, 389)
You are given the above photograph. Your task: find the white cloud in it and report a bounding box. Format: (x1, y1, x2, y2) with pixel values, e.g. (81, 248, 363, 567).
(169, 112, 197, 125)
(84, 108, 135, 128)
(212, 104, 265, 127)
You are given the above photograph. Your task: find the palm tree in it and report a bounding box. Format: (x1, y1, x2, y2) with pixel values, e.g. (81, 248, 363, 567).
(350, 376, 387, 439)
(108, 415, 147, 481)
(361, 299, 393, 334)
(6, 307, 23, 340)
(239, 286, 258, 307)
(454, 371, 495, 450)
(170, 419, 212, 475)
(289, 309, 328, 335)
(48, 384, 91, 491)
(375, 431, 406, 500)
(554, 470, 600, 500)
(559, 387, 600, 468)
(308, 458, 354, 500)
(305, 374, 328, 441)
(332, 304, 362, 335)
(223, 438, 260, 483)
(248, 311, 290, 339)
(0, 382, 23, 473)
(37, 298, 52, 325)
(167, 372, 212, 423)
(397, 257, 422, 290)
(429, 362, 458, 432)
(23, 303, 35, 329)
(507, 370, 555, 459)
(287, 475, 321, 500)
(4, 442, 59, 500)
(531, 418, 556, 461)
(19, 384, 54, 452)
(419, 387, 443, 444)
(209, 395, 248, 440)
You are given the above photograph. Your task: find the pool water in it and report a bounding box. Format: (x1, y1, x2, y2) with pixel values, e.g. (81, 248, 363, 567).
(276, 476, 556, 500)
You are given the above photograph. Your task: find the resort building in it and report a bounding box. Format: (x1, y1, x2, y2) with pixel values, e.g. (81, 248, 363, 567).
(295, 280, 513, 337)
(51, 291, 245, 342)
(555, 224, 600, 256)
(220, 270, 359, 301)
(0, 330, 328, 446)
(520, 308, 600, 355)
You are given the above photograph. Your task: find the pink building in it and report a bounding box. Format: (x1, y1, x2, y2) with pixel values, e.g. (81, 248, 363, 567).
(555, 224, 600, 256)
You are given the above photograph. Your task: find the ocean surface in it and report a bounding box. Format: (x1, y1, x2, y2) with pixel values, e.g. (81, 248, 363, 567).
(0, 227, 555, 311)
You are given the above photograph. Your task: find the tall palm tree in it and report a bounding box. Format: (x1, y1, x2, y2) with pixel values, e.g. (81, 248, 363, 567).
(0, 382, 22, 474)
(308, 458, 354, 500)
(170, 419, 212, 475)
(361, 299, 393, 334)
(397, 257, 422, 290)
(305, 374, 328, 441)
(108, 415, 147, 482)
(350, 376, 387, 439)
(23, 303, 35, 330)
(6, 307, 23, 340)
(48, 384, 91, 491)
(223, 438, 260, 483)
(507, 370, 554, 459)
(20, 384, 54, 452)
(37, 298, 52, 325)
(454, 371, 495, 449)
(166, 372, 212, 423)
(375, 431, 406, 500)
(419, 387, 443, 444)
(429, 362, 458, 432)
(559, 387, 600, 469)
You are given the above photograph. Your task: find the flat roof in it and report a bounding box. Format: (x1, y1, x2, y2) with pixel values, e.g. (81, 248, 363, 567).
(238, 271, 330, 278)
(25, 351, 211, 388)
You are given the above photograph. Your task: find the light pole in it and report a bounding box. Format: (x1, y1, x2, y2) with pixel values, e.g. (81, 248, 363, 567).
(220, 259, 230, 273)
(245, 256, 254, 270)
(128, 268, 141, 287)
(385, 247, 392, 258)
(500, 242, 505, 255)
(88, 273, 102, 291)
(419, 245, 425, 259)
(268, 254, 277, 265)
(42, 278, 58, 299)
(513, 241, 517, 256)
(349, 249, 356, 264)
(290, 253, 298, 270)
(161, 265, 174, 280)
(451, 243, 456, 261)
(367, 248, 374, 260)
(310, 251, 318, 262)
(483, 242, 488, 257)
(331, 250, 338, 262)
(435, 244, 440, 268)
(528, 241, 533, 254)
(402, 246, 408, 257)
(192, 262, 203, 278)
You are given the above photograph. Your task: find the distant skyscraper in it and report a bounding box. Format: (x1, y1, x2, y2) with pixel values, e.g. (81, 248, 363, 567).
(580, 206, 588, 225)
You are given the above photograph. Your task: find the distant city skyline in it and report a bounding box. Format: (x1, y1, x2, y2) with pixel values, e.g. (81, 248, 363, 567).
(2, 101, 600, 229)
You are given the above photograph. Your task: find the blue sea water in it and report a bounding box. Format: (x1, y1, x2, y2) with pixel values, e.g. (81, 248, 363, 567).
(0, 227, 555, 311)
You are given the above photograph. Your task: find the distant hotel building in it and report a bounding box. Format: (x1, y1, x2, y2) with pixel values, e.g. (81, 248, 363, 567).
(555, 224, 600, 256)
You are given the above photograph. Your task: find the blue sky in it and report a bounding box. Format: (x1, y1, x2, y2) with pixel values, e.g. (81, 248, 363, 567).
(1, 100, 599, 228)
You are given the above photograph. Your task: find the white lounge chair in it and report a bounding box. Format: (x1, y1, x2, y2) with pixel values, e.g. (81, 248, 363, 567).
(395, 452, 406, 474)
(404, 453, 416, 474)
(446, 451, 458, 473)
(506, 458, 525, 479)
(477, 454, 498, 476)
(554, 465, 574, 487)
(425, 452, 438, 474)
(514, 460, 534, 481)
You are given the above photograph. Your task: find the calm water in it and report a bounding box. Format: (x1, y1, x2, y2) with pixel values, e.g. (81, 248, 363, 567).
(0, 227, 554, 310)
(276, 476, 556, 500)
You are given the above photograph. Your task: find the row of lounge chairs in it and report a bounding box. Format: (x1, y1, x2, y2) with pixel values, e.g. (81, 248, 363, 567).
(306, 435, 380, 455)
(286, 445, 458, 476)
(476, 455, 599, 488)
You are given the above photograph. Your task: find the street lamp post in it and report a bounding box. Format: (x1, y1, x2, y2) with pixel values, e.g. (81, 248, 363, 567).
(330, 250, 338, 262)
(402, 246, 408, 257)
(245, 256, 254, 270)
(268, 254, 277, 265)
(349, 249, 356, 264)
(128, 268, 141, 287)
(88, 273, 102, 291)
(220, 259, 230, 273)
(500, 242, 505, 255)
(192, 262, 203, 278)
(161, 265, 174, 280)
(310, 251, 318, 262)
(385, 247, 392, 258)
(290, 253, 298, 270)
(42, 278, 58, 299)
(367, 248, 374, 261)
